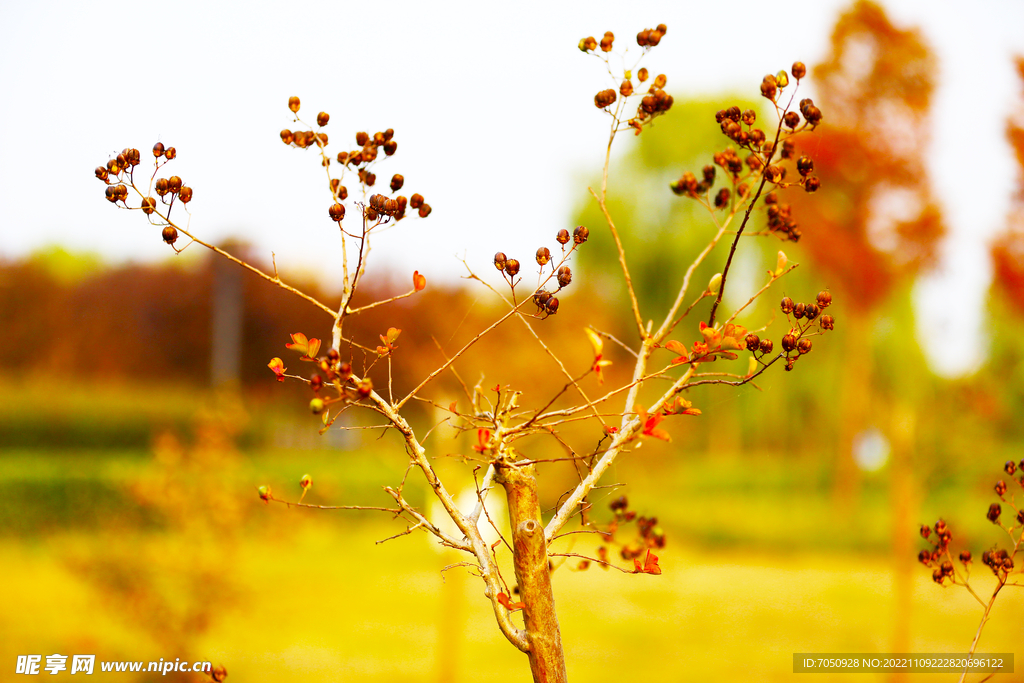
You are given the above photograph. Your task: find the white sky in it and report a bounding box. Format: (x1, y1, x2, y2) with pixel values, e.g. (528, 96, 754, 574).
(1, 0, 1021, 377)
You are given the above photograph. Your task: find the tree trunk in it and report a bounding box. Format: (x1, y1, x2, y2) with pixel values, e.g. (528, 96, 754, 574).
(496, 463, 568, 683)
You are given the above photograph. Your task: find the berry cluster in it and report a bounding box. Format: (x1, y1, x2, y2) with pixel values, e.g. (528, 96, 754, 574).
(918, 459, 1024, 585)
(671, 63, 822, 242)
(572, 495, 666, 573)
(305, 347, 374, 419)
(280, 96, 429, 227)
(94, 142, 193, 249)
(743, 291, 836, 372)
(492, 226, 589, 317)
(579, 24, 674, 135)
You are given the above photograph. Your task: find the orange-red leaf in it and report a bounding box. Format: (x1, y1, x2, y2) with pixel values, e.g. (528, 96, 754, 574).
(413, 270, 426, 291)
(473, 428, 492, 453)
(664, 339, 688, 356)
(306, 337, 321, 359)
(497, 592, 525, 611)
(268, 357, 286, 381)
(285, 332, 309, 355)
(643, 550, 662, 575)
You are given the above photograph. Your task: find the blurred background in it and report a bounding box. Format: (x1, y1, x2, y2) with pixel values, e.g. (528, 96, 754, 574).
(2, 0, 1023, 681)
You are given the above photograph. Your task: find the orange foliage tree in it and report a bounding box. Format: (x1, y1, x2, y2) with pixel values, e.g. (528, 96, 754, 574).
(789, 0, 945, 504)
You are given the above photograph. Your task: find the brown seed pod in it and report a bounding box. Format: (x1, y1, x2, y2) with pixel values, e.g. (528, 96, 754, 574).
(791, 62, 806, 80)
(987, 503, 1002, 523)
(383, 140, 397, 156)
(536, 247, 551, 266)
(115, 184, 128, 200)
(758, 338, 774, 354)
(797, 338, 813, 354)
(288, 96, 301, 112)
(178, 186, 193, 203)
(959, 551, 972, 564)
(804, 177, 821, 193)
(106, 158, 121, 175)
(796, 156, 814, 177)
(600, 31, 614, 52)
(155, 178, 169, 196)
(620, 79, 634, 97)
(373, 131, 386, 145)
(167, 176, 182, 193)
(780, 297, 794, 314)
(417, 203, 431, 218)
(116, 153, 127, 168)
(365, 207, 379, 221)
(557, 265, 572, 288)
(390, 174, 404, 192)
(396, 195, 407, 211)
(653, 74, 667, 89)
(760, 74, 777, 100)
(329, 203, 346, 221)
(714, 188, 731, 208)
(556, 229, 570, 245)
(164, 147, 176, 160)
(820, 314, 835, 331)
(317, 112, 329, 127)
(805, 303, 820, 320)
(545, 297, 560, 314)
(280, 129, 294, 145)
(140, 197, 156, 214)
(783, 111, 801, 130)
(793, 302, 806, 319)
(816, 291, 832, 308)
(125, 148, 141, 166)
(594, 89, 617, 108)
(533, 289, 551, 308)
(355, 131, 369, 146)
(153, 142, 165, 157)
(781, 334, 797, 352)
(409, 193, 424, 209)
(744, 333, 760, 351)
(384, 128, 395, 141)
(162, 226, 178, 244)
(494, 252, 507, 271)
(95, 166, 108, 181)
(578, 36, 597, 52)
(504, 258, 520, 277)
(573, 225, 590, 244)
(995, 480, 1007, 496)
(637, 67, 649, 82)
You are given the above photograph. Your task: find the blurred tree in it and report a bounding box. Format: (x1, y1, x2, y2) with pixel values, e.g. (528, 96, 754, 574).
(986, 55, 1024, 440)
(789, 0, 945, 506)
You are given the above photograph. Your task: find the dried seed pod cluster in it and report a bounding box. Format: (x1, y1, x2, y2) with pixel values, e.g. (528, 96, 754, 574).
(495, 226, 591, 318)
(670, 62, 823, 242)
(95, 143, 192, 250)
(918, 459, 1024, 586)
(579, 23, 673, 135)
(570, 495, 667, 574)
(280, 97, 430, 226)
(758, 291, 837, 372)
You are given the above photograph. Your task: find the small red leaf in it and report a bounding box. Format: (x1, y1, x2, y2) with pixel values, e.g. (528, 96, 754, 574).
(268, 357, 286, 381)
(497, 592, 525, 611)
(643, 550, 662, 575)
(413, 270, 426, 291)
(449, 401, 458, 413)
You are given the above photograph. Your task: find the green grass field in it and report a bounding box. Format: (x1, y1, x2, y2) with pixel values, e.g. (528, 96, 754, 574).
(1, 379, 1020, 681)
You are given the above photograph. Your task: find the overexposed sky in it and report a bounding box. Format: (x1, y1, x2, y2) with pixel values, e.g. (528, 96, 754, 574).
(1, 0, 1021, 376)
